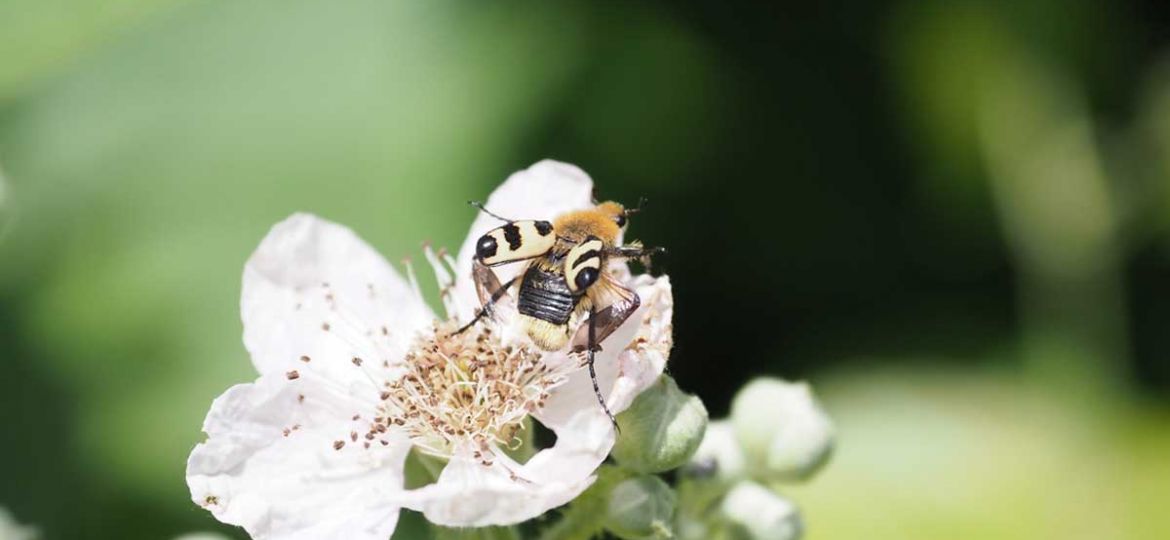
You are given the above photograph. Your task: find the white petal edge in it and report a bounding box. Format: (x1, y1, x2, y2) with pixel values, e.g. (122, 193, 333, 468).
(451, 160, 596, 321)
(242, 213, 434, 385)
(399, 451, 593, 527)
(187, 375, 411, 540)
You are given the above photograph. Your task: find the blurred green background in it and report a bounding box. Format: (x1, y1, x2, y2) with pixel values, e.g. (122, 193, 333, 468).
(2, 0, 1169, 538)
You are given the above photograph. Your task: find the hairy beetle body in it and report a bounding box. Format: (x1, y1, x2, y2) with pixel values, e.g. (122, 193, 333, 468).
(461, 198, 662, 427)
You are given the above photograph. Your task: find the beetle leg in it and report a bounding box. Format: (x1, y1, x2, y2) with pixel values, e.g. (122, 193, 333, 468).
(606, 244, 666, 272)
(587, 305, 620, 431)
(606, 244, 666, 259)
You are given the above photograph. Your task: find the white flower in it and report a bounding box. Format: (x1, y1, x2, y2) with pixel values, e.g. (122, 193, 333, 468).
(730, 378, 834, 481)
(686, 420, 747, 482)
(0, 507, 38, 540)
(720, 481, 802, 540)
(186, 160, 674, 539)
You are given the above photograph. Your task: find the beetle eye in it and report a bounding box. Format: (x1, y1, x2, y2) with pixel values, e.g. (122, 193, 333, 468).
(574, 267, 599, 291)
(614, 214, 627, 227)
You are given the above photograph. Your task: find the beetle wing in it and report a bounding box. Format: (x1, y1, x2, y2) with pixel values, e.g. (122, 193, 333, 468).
(570, 271, 640, 352)
(473, 259, 503, 306)
(471, 259, 521, 319)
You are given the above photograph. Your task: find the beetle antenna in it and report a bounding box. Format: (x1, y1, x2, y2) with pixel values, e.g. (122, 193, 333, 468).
(468, 201, 512, 222)
(625, 196, 648, 216)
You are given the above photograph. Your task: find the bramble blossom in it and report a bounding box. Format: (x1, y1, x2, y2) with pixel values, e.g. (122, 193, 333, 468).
(186, 160, 673, 538)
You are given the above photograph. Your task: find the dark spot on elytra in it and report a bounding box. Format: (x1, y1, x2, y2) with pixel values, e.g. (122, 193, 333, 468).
(575, 267, 600, 290)
(476, 235, 498, 260)
(502, 223, 522, 250)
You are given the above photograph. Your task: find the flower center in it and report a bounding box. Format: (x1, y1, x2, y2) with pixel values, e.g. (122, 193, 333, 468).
(374, 319, 568, 460)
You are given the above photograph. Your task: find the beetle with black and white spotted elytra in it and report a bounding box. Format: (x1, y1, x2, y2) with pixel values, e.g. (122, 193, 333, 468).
(456, 199, 664, 428)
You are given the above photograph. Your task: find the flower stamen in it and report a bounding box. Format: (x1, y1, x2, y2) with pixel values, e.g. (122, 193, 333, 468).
(369, 319, 570, 459)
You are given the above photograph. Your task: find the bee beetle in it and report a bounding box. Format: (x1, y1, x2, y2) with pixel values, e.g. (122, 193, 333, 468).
(457, 198, 664, 427)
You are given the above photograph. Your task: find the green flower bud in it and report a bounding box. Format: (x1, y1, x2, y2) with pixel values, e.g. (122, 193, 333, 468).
(613, 375, 709, 473)
(719, 481, 801, 540)
(731, 378, 833, 481)
(604, 475, 677, 540)
(684, 420, 746, 483)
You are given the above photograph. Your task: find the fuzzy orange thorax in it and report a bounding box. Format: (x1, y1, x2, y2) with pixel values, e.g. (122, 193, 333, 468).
(552, 201, 624, 246)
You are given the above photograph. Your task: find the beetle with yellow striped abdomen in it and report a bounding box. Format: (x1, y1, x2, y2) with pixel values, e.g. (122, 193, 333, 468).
(457, 199, 664, 428)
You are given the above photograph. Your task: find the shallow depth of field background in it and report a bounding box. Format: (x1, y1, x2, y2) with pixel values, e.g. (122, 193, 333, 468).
(2, 1, 1170, 539)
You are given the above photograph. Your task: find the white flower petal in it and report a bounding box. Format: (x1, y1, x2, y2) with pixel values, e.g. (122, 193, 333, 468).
(608, 275, 674, 412)
(720, 482, 802, 540)
(187, 375, 410, 540)
(516, 397, 615, 487)
(243, 213, 433, 384)
(452, 160, 596, 321)
(403, 452, 592, 527)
